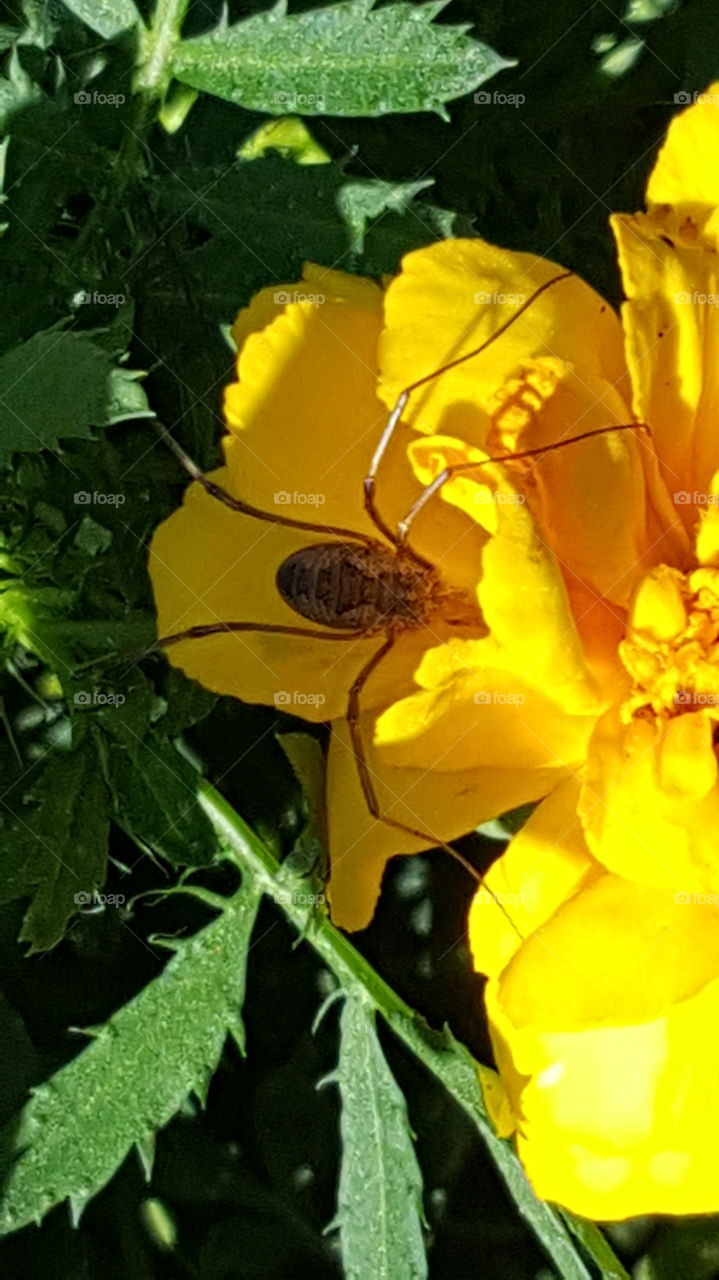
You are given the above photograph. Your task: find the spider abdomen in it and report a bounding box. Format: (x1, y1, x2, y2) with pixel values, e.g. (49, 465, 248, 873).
(276, 541, 428, 633)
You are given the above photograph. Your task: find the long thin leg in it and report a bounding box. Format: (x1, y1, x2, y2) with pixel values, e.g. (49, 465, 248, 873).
(70, 621, 369, 677)
(153, 421, 378, 550)
(345, 639, 524, 939)
(363, 270, 574, 545)
(396, 421, 651, 543)
(159, 620, 367, 649)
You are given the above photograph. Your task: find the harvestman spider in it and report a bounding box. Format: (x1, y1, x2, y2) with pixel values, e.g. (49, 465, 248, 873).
(155, 271, 649, 931)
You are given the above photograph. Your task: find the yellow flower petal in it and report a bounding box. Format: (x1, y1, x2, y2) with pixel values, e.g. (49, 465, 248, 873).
(374, 660, 595, 774)
(475, 484, 607, 714)
(629, 562, 687, 642)
(326, 716, 566, 932)
(379, 237, 627, 441)
(612, 209, 719, 513)
(224, 269, 392, 536)
(579, 706, 719, 890)
(479, 1064, 515, 1139)
(482, 876, 719, 1218)
(694, 467, 719, 565)
(469, 777, 599, 980)
(225, 267, 490, 584)
(647, 83, 719, 223)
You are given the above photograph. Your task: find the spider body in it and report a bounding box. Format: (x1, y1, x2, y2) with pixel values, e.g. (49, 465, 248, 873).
(275, 540, 439, 634)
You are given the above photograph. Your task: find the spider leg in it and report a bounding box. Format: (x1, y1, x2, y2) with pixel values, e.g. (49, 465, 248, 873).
(344, 638, 524, 939)
(363, 271, 574, 548)
(396, 422, 650, 543)
(158, 621, 367, 648)
(153, 421, 378, 549)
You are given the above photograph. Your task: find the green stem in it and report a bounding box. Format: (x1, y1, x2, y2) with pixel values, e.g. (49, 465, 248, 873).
(134, 0, 191, 99)
(73, 0, 190, 274)
(198, 778, 628, 1280)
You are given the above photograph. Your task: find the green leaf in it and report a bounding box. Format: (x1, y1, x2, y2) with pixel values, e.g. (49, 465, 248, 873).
(335, 992, 427, 1280)
(0, 989, 37, 1126)
(96, 723, 217, 867)
(0, 327, 150, 460)
(61, 0, 140, 40)
(156, 158, 473, 324)
(0, 48, 41, 130)
(277, 731, 328, 876)
(0, 874, 262, 1233)
(563, 1215, 631, 1280)
(170, 1, 513, 118)
(0, 738, 110, 951)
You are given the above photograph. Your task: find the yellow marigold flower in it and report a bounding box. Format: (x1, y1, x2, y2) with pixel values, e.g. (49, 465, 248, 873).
(465, 83, 719, 1221)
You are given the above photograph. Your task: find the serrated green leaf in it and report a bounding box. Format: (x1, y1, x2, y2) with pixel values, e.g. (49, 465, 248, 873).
(0, 737, 110, 951)
(170, 1, 513, 118)
(0, 328, 150, 460)
(0, 875, 262, 1234)
(336, 992, 426, 1280)
(61, 0, 140, 40)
